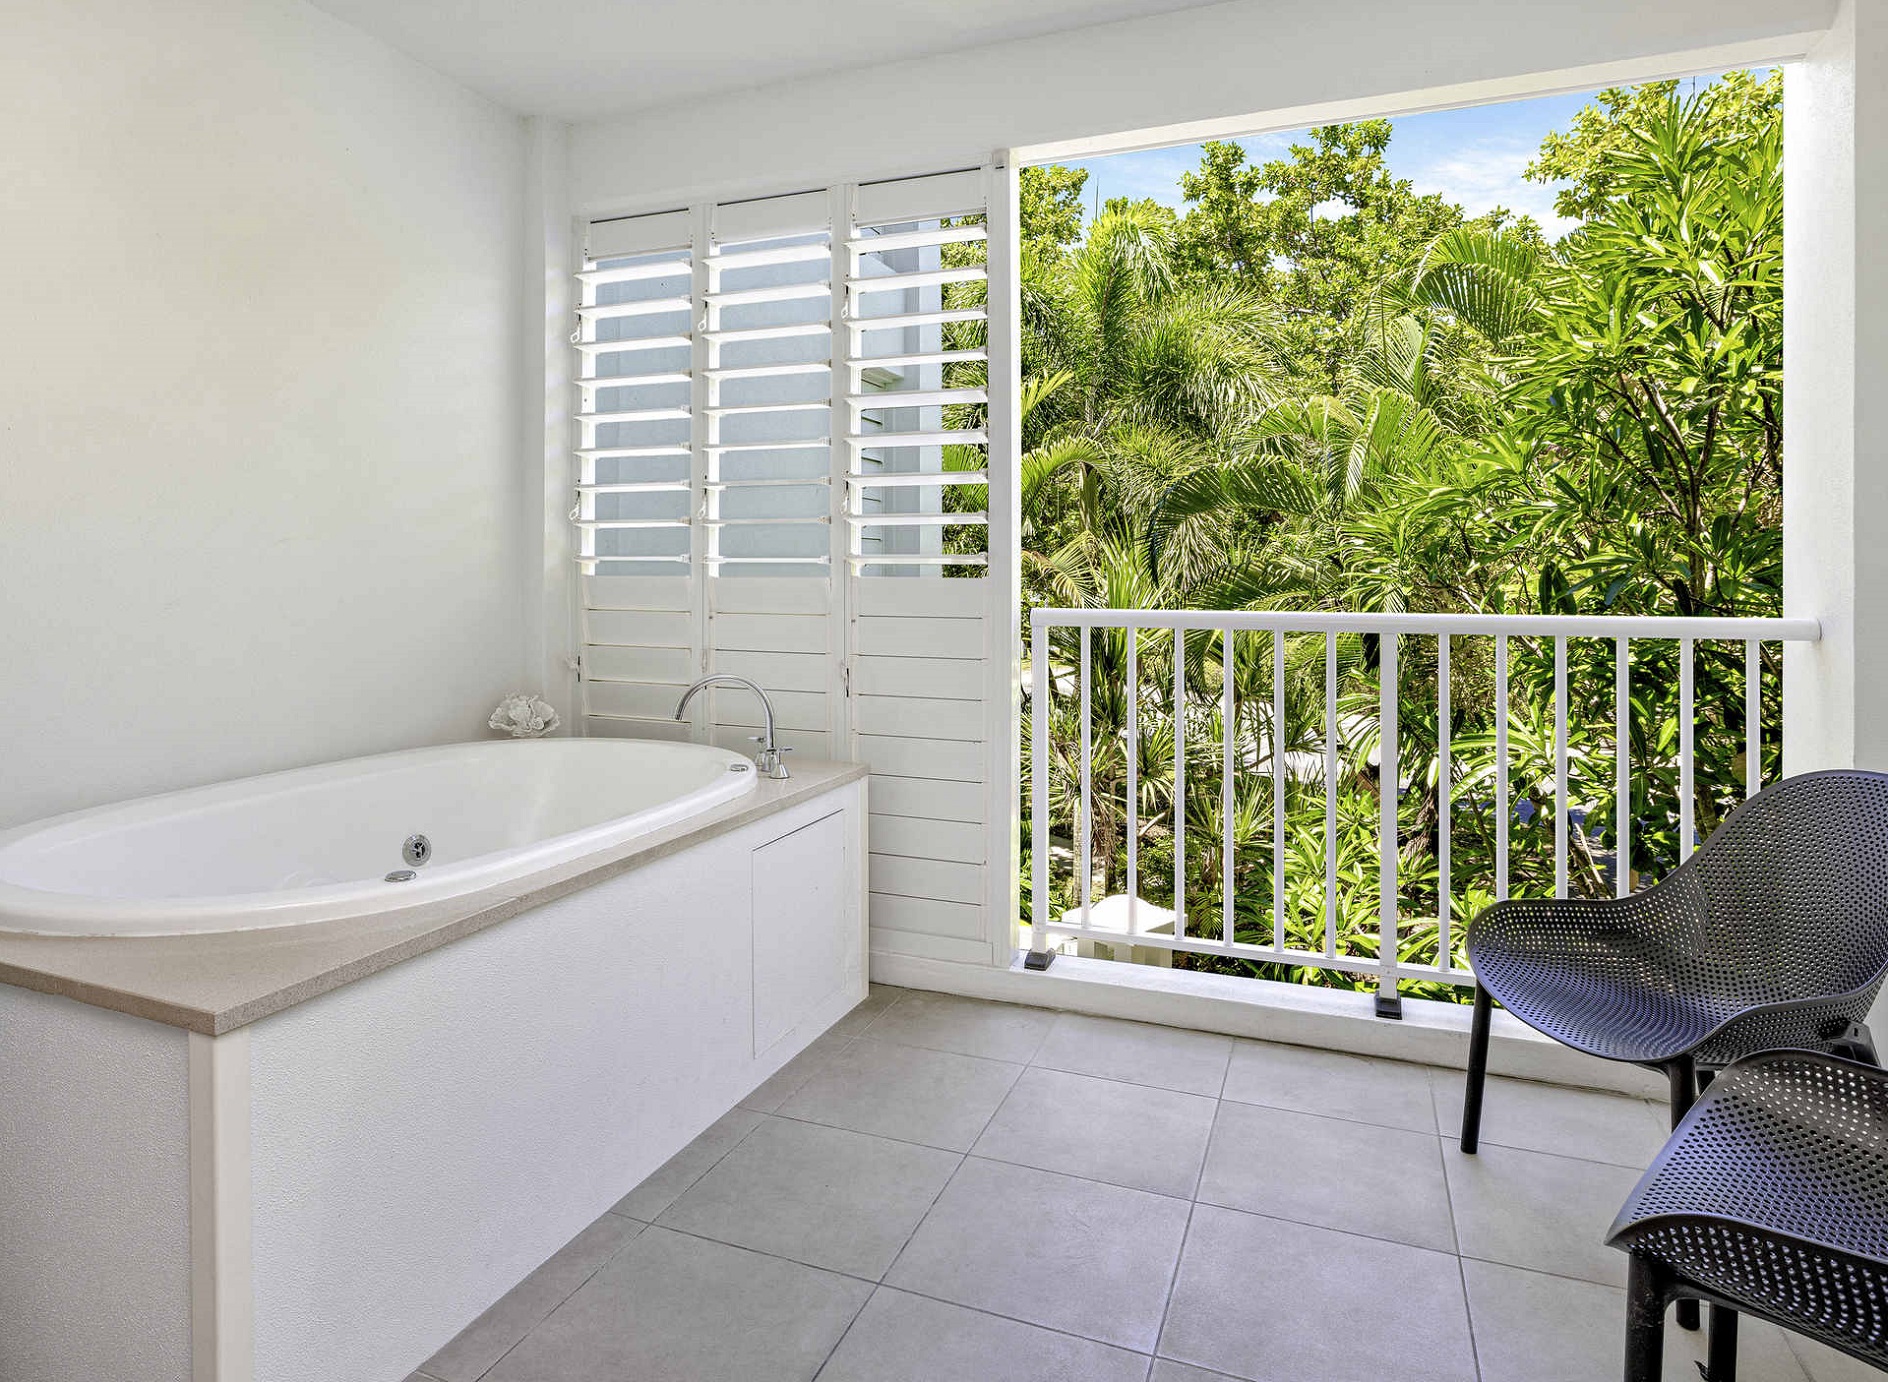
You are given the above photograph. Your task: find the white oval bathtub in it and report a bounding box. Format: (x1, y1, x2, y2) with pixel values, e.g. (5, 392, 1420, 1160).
(0, 739, 758, 936)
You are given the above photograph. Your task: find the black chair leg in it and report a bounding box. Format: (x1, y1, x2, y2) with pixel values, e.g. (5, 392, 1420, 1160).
(1666, 1057, 1701, 1331)
(1460, 984, 1493, 1153)
(1835, 1022, 1879, 1066)
(1705, 1305, 1738, 1382)
(1624, 1253, 1667, 1382)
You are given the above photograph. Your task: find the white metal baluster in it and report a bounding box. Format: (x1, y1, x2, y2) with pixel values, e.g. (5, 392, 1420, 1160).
(1126, 627, 1138, 942)
(1079, 624, 1092, 927)
(1554, 636, 1569, 899)
(1437, 635, 1451, 972)
(1680, 637, 1695, 860)
(1324, 632, 1338, 958)
(1496, 634, 1509, 902)
(1274, 630, 1288, 955)
(1616, 638, 1630, 899)
(1174, 626, 1186, 940)
(1745, 639, 1761, 797)
(1378, 632, 1399, 1002)
(1222, 628, 1236, 951)
(1030, 610, 1049, 956)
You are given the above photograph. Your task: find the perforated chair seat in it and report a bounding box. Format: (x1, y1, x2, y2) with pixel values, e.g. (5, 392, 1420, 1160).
(1471, 894, 1878, 1069)
(1461, 771, 1888, 1166)
(1608, 1050, 1888, 1376)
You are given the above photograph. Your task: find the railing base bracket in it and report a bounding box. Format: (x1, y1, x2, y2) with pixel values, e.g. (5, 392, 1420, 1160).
(1022, 949, 1056, 972)
(1375, 991, 1404, 1021)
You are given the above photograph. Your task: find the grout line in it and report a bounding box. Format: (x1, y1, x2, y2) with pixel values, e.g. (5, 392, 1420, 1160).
(1184, 1195, 1467, 1262)
(1433, 1102, 1482, 1382)
(763, 1105, 989, 1157)
(467, 1218, 647, 1382)
(1028, 1049, 1233, 1102)
(1215, 1090, 1443, 1139)
(876, 1146, 971, 1284)
(807, 1278, 880, 1382)
(1150, 1196, 1199, 1369)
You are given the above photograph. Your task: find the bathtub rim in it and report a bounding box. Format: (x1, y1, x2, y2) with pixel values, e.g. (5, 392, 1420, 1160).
(0, 738, 758, 937)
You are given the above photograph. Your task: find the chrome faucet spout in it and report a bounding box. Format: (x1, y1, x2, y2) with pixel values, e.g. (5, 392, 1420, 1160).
(672, 675, 791, 779)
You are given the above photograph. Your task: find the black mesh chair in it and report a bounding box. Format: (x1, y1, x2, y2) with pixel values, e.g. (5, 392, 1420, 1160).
(1460, 769, 1888, 1159)
(1607, 1049, 1888, 1382)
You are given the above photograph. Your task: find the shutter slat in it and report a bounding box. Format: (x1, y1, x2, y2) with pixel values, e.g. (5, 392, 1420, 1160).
(575, 334, 692, 354)
(847, 429, 987, 448)
(575, 296, 693, 321)
(846, 471, 987, 488)
(847, 388, 986, 408)
(848, 224, 988, 254)
(848, 309, 985, 333)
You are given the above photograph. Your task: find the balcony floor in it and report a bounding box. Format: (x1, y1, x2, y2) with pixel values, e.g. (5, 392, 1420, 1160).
(407, 987, 1868, 1382)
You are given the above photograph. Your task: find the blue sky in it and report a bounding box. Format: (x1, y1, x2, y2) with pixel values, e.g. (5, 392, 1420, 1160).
(1055, 89, 1612, 240)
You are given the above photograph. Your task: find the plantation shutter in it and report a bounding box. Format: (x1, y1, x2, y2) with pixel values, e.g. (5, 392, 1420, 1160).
(573, 166, 1010, 966)
(842, 170, 999, 962)
(573, 208, 697, 735)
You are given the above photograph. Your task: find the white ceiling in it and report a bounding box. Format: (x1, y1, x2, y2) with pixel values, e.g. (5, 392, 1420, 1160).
(308, 0, 1231, 122)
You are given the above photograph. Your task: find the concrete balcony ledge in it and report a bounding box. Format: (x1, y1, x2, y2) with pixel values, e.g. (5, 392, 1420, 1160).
(869, 948, 1667, 1099)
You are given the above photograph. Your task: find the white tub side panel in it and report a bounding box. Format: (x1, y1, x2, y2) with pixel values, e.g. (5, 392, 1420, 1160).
(245, 782, 862, 1382)
(0, 986, 192, 1382)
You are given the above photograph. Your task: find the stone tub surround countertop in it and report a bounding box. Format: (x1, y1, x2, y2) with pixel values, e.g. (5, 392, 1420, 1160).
(0, 760, 868, 1036)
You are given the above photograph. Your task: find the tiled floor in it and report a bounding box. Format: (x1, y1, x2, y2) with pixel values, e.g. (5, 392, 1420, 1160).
(406, 986, 1872, 1382)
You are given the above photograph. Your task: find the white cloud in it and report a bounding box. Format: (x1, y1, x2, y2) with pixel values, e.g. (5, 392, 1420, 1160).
(1407, 138, 1580, 239)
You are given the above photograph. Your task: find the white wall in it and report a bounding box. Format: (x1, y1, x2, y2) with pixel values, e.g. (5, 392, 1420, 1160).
(1784, 0, 1888, 777)
(0, 0, 528, 830)
(570, 0, 1834, 212)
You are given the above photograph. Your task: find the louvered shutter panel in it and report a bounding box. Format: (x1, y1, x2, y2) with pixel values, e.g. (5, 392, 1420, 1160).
(570, 168, 1007, 964)
(575, 209, 697, 737)
(843, 170, 997, 962)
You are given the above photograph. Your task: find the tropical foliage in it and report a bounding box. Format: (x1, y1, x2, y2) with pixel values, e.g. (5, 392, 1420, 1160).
(1018, 71, 1784, 998)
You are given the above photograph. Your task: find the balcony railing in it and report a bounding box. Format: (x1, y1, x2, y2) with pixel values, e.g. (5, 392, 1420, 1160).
(1026, 607, 1821, 1007)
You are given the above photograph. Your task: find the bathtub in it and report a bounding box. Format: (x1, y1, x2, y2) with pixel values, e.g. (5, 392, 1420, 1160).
(0, 738, 756, 936)
(0, 745, 867, 1382)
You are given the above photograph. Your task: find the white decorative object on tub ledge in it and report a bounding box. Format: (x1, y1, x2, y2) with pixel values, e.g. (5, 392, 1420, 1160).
(489, 692, 560, 737)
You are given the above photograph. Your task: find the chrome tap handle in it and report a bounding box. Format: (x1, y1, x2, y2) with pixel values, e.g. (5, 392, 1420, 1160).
(748, 737, 793, 780)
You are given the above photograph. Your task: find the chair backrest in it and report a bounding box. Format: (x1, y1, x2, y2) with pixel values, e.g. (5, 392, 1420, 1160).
(1689, 770, 1888, 1002)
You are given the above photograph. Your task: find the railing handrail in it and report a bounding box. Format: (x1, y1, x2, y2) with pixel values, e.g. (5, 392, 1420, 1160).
(1031, 607, 1821, 641)
(1026, 603, 1817, 1005)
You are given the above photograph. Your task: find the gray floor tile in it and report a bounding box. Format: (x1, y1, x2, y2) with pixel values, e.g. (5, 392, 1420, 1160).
(779, 1038, 1022, 1152)
(972, 1066, 1217, 1198)
(1443, 1141, 1642, 1285)
(1220, 1040, 1438, 1133)
(863, 991, 1055, 1062)
(1197, 1100, 1456, 1252)
(1150, 1362, 1244, 1382)
(830, 990, 899, 1039)
(1463, 1258, 1811, 1382)
(485, 1226, 870, 1382)
(739, 1029, 857, 1114)
(1160, 1205, 1476, 1382)
(658, 1115, 959, 1280)
(816, 1288, 1150, 1382)
(1790, 1335, 1883, 1382)
(1032, 1012, 1234, 1097)
(885, 1156, 1190, 1353)
(1434, 1070, 1669, 1167)
(421, 1212, 643, 1381)
(609, 1106, 763, 1222)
